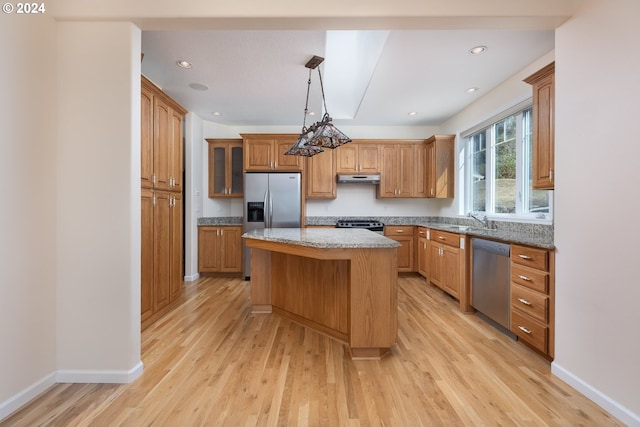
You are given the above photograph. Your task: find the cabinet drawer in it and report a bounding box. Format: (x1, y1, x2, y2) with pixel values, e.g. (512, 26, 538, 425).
(511, 284, 548, 323)
(416, 227, 428, 238)
(511, 244, 549, 271)
(430, 229, 460, 248)
(384, 226, 415, 237)
(511, 310, 548, 353)
(511, 263, 548, 293)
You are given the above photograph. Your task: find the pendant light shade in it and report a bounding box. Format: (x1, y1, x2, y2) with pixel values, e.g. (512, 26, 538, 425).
(285, 55, 351, 157)
(284, 128, 325, 157)
(307, 113, 351, 149)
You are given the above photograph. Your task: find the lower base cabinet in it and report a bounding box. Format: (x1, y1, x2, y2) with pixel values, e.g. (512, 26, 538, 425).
(509, 244, 555, 359)
(198, 226, 243, 273)
(383, 226, 415, 272)
(141, 189, 183, 329)
(428, 229, 462, 300)
(417, 227, 428, 277)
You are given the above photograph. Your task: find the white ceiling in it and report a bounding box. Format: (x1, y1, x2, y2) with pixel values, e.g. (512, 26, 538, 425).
(141, 29, 554, 127)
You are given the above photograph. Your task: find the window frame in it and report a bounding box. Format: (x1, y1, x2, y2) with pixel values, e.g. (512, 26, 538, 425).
(461, 100, 553, 223)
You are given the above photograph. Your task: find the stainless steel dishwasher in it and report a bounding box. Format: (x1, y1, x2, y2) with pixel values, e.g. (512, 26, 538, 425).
(472, 238, 511, 331)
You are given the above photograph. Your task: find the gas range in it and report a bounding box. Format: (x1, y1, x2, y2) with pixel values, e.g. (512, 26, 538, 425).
(335, 219, 384, 233)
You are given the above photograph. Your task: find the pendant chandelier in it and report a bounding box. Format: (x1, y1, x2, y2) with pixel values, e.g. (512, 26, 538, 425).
(285, 55, 351, 157)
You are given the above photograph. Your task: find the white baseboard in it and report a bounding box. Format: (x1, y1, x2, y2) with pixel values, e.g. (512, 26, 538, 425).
(56, 360, 144, 384)
(0, 362, 144, 422)
(184, 273, 200, 282)
(552, 362, 640, 427)
(0, 371, 56, 422)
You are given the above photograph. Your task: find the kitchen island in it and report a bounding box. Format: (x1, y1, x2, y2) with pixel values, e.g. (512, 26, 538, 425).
(243, 228, 400, 359)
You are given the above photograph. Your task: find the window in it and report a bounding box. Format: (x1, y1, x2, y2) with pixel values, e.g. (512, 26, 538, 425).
(465, 106, 552, 219)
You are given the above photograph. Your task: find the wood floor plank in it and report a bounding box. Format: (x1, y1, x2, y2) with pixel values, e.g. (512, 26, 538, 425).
(0, 275, 624, 427)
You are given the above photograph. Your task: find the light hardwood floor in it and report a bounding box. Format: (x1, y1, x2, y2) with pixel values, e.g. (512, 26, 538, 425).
(1, 275, 623, 426)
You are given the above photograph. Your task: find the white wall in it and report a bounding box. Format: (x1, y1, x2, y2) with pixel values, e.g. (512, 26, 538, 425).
(0, 12, 58, 420)
(56, 22, 142, 381)
(552, 0, 640, 424)
(184, 112, 204, 280)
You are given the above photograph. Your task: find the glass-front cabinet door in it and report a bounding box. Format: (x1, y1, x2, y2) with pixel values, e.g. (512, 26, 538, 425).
(207, 139, 243, 198)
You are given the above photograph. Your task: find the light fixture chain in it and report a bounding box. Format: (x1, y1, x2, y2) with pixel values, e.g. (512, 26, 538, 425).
(302, 68, 312, 131)
(317, 67, 329, 117)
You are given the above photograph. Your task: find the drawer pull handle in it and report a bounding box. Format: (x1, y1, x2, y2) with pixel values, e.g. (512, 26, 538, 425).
(518, 254, 533, 260)
(518, 298, 532, 306)
(396, 230, 404, 233)
(438, 236, 445, 240)
(518, 325, 532, 334)
(518, 275, 532, 281)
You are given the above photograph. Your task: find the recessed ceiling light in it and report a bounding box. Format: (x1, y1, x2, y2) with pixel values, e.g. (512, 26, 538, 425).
(211, 112, 222, 116)
(469, 46, 487, 55)
(408, 111, 418, 116)
(308, 111, 316, 116)
(466, 87, 479, 94)
(176, 60, 192, 69)
(188, 83, 209, 91)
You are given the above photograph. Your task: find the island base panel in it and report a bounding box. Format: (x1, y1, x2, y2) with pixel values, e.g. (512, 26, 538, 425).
(271, 253, 349, 336)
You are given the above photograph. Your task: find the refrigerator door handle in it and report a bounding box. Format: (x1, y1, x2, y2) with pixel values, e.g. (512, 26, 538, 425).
(268, 190, 273, 228)
(263, 189, 270, 228)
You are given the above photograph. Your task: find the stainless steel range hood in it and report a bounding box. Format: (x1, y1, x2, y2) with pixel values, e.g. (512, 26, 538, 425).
(336, 174, 381, 184)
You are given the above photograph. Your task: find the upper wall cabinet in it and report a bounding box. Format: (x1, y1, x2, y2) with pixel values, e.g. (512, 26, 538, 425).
(379, 142, 427, 198)
(141, 76, 187, 191)
(336, 142, 380, 173)
(524, 62, 555, 190)
(306, 149, 337, 199)
(242, 134, 303, 172)
(426, 134, 455, 198)
(206, 139, 243, 198)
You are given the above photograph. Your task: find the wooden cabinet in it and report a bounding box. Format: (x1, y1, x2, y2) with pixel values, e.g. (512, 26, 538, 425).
(510, 244, 555, 359)
(198, 226, 243, 273)
(206, 139, 243, 198)
(141, 189, 183, 328)
(425, 134, 455, 198)
(141, 85, 154, 189)
(336, 142, 380, 173)
(141, 188, 155, 323)
(428, 229, 462, 299)
(379, 142, 427, 198)
(416, 227, 428, 277)
(242, 134, 303, 172)
(384, 226, 415, 272)
(142, 76, 186, 191)
(141, 76, 186, 329)
(524, 62, 555, 190)
(306, 150, 337, 199)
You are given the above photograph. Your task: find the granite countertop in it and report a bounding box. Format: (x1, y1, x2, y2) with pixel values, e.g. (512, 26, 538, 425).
(242, 228, 401, 249)
(198, 217, 242, 226)
(306, 216, 554, 250)
(417, 222, 554, 249)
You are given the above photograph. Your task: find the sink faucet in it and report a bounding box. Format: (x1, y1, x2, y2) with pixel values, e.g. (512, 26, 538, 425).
(468, 211, 490, 228)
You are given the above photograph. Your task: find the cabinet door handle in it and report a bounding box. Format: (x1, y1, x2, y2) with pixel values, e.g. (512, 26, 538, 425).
(518, 254, 532, 260)
(518, 298, 532, 306)
(518, 325, 532, 334)
(518, 275, 532, 281)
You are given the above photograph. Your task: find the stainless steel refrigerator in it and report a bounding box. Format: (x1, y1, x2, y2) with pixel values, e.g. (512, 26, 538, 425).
(243, 172, 301, 278)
